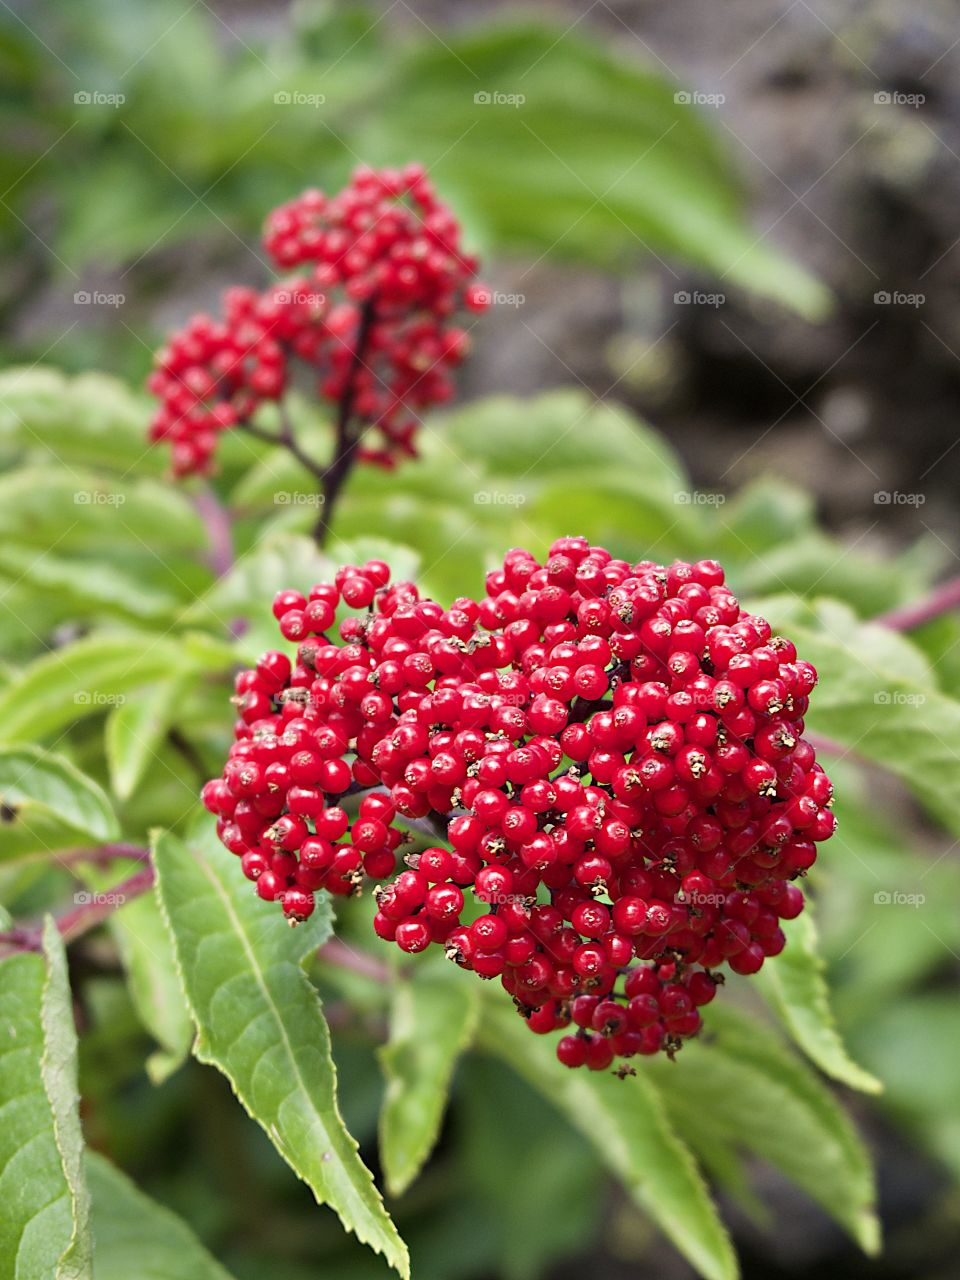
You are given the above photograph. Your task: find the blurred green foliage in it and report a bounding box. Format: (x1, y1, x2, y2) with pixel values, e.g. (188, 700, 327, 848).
(0, 0, 827, 379)
(1, 363, 958, 1278)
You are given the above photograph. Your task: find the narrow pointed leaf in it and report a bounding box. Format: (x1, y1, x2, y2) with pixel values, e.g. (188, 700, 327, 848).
(378, 969, 480, 1195)
(479, 997, 737, 1280)
(87, 1152, 236, 1280)
(152, 826, 409, 1278)
(646, 1005, 880, 1254)
(757, 910, 882, 1093)
(0, 747, 119, 844)
(0, 919, 93, 1279)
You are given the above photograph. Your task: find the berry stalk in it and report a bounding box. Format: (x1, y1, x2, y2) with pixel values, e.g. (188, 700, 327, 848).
(315, 295, 378, 545)
(873, 573, 960, 633)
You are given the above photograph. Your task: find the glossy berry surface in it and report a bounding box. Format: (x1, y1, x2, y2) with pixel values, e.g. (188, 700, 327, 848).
(148, 164, 488, 476)
(203, 540, 835, 1070)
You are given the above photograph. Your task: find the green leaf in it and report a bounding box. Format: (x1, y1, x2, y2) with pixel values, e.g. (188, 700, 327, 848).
(0, 919, 93, 1279)
(40, 919, 92, 1280)
(0, 746, 119, 843)
(370, 24, 829, 316)
(773, 615, 960, 837)
(756, 909, 882, 1094)
(479, 997, 737, 1280)
(645, 1006, 880, 1254)
(0, 632, 235, 745)
(87, 1151, 236, 1280)
(80, 859, 192, 1085)
(378, 968, 480, 1196)
(152, 826, 409, 1278)
(0, 368, 162, 477)
(105, 678, 185, 802)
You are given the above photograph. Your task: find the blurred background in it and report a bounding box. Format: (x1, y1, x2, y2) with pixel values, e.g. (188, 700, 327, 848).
(3, 1, 960, 1278)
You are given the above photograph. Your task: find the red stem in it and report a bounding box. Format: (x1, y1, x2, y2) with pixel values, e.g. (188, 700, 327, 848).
(0, 859, 155, 954)
(872, 574, 960, 632)
(313, 296, 378, 546)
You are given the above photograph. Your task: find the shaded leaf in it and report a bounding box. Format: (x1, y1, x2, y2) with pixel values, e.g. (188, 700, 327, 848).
(152, 825, 409, 1278)
(378, 968, 480, 1195)
(757, 909, 882, 1094)
(479, 997, 737, 1280)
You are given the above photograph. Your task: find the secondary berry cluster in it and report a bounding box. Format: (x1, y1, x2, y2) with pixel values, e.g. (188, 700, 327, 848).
(202, 539, 835, 1071)
(148, 165, 488, 476)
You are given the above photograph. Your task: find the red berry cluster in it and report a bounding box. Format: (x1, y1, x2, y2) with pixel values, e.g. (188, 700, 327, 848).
(148, 164, 488, 476)
(202, 539, 835, 1071)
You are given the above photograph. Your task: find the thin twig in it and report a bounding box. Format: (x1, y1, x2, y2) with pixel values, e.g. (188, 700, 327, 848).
(313, 296, 378, 545)
(873, 575, 960, 633)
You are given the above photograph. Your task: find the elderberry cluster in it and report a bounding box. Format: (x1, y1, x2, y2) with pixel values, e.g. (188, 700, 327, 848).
(202, 539, 835, 1071)
(148, 165, 488, 476)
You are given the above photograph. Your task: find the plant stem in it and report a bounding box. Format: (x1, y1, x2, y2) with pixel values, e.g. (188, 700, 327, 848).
(873, 574, 960, 632)
(313, 296, 378, 546)
(193, 485, 234, 579)
(0, 858, 155, 954)
(317, 936, 394, 983)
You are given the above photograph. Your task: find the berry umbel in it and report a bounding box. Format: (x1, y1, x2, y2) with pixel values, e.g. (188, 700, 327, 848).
(148, 165, 489, 478)
(202, 540, 834, 1070)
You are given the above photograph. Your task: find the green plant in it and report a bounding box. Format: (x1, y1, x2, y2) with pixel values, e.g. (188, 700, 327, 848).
(4, 324, 960, 1276)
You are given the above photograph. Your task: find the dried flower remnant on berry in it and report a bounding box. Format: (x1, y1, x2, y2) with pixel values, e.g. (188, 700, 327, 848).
(148, 165, 489, 476)
(202, 540, 834, 1071)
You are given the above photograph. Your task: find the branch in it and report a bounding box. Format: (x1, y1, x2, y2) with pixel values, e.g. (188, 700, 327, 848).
(0, 858, 155, 954)
(193, 485, 234, 580)
(317, 936, 394, 983)
(313, 296, 378, 545)
(873, 575, 960, 633)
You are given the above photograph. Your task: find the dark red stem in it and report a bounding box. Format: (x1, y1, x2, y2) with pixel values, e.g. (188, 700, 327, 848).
(873, 574, 960, 633)
(313, 296, 378, 546)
